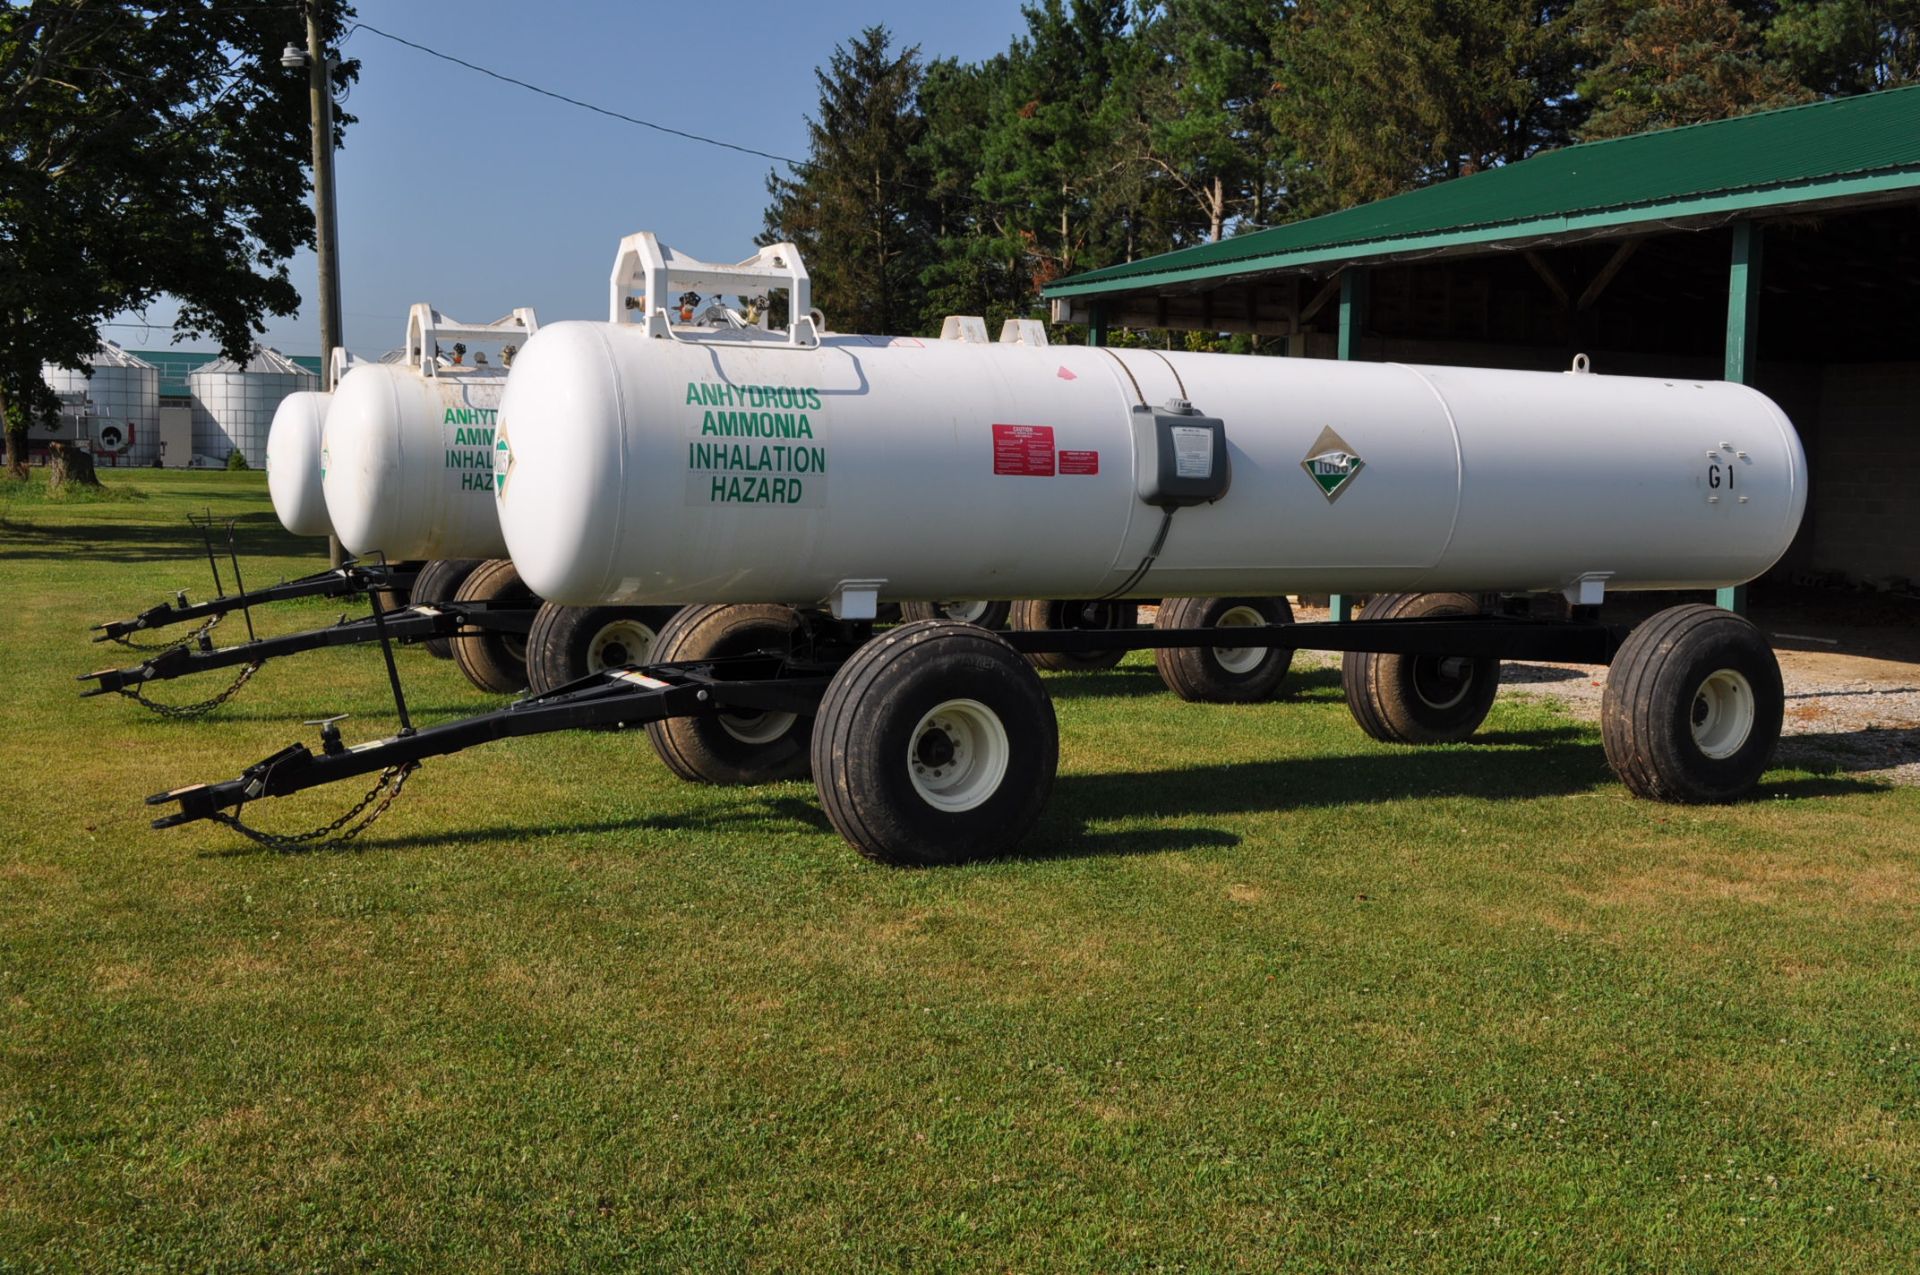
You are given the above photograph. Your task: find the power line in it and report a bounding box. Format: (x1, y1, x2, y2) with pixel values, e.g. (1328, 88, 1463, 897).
(344, 21, 808, 170)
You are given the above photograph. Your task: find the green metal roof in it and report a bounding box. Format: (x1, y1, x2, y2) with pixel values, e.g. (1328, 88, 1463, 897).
(131, 350, 217, 397)
(132, 350, 323, 396)
(1047, 85, 1920, 299)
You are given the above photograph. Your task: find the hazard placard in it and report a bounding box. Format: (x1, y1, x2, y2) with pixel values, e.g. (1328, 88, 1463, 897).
(992, 424, 1056, 476)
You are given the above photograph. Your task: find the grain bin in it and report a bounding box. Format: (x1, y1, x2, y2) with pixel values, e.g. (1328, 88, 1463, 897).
(41, 342, 160, 466)
(189, 347, 317, 468)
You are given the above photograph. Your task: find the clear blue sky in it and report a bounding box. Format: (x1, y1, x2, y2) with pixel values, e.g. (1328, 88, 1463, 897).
(108, 0, 1034, 358)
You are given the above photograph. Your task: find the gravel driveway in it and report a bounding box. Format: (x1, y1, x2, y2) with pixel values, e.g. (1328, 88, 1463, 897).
(1285, 597, 1920, 788)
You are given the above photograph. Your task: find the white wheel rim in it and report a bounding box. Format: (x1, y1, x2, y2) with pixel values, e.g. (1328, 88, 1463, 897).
(1210, 605, 1270, 675)
(907, 698, 1010, 813)
(942, 600, 990, 624)
(720, 709, 797, 746)
(586, 619, 658, 671)
(1691, 668, 1755, 760)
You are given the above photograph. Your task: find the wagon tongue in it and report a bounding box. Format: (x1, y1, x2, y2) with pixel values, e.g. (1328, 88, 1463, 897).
(92, 600, 182, 642)
(146, 742, 315, 827)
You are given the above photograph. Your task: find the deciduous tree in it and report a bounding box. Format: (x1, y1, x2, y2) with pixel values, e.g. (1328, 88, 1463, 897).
(0, 0, 356, 478)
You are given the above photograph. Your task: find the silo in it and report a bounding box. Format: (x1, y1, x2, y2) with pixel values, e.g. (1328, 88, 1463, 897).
(40, 342, 160, 466)
(189, 347, 318, 468)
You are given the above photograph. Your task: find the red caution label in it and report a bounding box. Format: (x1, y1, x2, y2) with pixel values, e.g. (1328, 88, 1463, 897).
(1058, 449, 1099, 475)
(992, 423, 1056, 476)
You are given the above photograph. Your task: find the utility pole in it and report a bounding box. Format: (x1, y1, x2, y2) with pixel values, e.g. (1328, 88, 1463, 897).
(288, 14, 345, 566)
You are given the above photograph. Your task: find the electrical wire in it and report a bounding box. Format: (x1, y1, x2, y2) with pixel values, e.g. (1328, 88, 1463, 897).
(343, 21, 810, 169)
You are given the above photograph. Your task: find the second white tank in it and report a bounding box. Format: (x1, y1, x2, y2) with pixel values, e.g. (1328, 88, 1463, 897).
(320, 307, 535, 562)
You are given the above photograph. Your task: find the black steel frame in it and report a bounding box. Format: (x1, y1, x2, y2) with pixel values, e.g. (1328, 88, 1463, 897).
(145, 613, 1632, 831)
(82, 598, 536, 696)
(91, 559, 419, 644)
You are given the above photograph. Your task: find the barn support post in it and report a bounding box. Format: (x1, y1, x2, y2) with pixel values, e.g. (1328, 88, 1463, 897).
(1330, 267, 1370, 622)
(1336, 267, 1368, 363)
(1087, 302, 1109, 348)
(1718, 222, 1764, 614)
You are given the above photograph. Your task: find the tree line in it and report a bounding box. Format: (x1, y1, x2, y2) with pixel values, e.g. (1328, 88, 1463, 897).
(761, 0, 1919, 339)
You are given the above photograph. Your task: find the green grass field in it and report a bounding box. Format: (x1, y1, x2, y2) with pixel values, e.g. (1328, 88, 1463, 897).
(2, 469, 1915, 1271)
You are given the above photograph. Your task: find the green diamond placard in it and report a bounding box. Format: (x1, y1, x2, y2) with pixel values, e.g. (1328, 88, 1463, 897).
(1301, 425, 1365, 503)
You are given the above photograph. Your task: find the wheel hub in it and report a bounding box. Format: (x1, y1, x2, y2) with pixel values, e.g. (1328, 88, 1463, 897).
(588, 619, 658, 672)
(720, 709, 797, 746)
(1412, 654, 1474, 710)
(915, 729, 956, 769)
(907, 698, 1010, 812)
(1690, 668, 1756, 759)
(1209, 604, 1270, 675)
(942, 601, 989, 624)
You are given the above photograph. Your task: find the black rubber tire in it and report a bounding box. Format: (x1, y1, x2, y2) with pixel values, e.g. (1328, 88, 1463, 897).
(899, 600, 1013, 630)
(371, 561, 425, 615)
(1341, 591, 1500, 744)
(525, 602, 682, 695)
(812, 620, 1058, 867)
(1153, 596, 1296, 702)
(449, 559, 533, 694)
(408, 558, 485, 659)
(1009, 598, 1139, 671)
(1601, 603, 1783, 803)
(643, 603, 814, 785)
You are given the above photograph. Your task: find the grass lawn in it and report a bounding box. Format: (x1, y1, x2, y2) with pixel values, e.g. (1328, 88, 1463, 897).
(2, 468, 1916, 1271)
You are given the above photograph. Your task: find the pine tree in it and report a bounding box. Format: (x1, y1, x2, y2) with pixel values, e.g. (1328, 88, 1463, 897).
(762, 27, 933, 337)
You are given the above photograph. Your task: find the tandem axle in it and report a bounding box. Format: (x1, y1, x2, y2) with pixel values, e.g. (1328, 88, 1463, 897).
(143, 595, 1787, 866)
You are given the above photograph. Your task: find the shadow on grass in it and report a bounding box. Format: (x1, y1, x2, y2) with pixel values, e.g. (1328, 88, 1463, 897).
(0, 511, 298, 564)
(204, 794, 838, 859)
(199, 731, 1894, 861)
(1045, 734, 1890, 826)
(1043, 663, 1345, 701)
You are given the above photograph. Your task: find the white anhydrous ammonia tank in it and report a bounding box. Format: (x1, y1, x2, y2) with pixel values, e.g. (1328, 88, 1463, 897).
(320, 308, 536, 561)
(267, 349, 354, 538)
(495, 325, 1806, 607)
(266, 390, 335, 538)
(323, 361, 509, 560)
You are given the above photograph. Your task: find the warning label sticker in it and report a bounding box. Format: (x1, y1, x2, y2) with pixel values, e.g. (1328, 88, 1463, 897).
(1171, 425, 1215, 479)
(993, 424, 1056, 476)
(1058, 449, 1099, 475)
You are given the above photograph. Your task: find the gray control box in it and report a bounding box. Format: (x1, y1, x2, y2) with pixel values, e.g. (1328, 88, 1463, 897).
(1131, 400, 1230, 508)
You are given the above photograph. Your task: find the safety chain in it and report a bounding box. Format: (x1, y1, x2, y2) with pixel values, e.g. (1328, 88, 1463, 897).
(116, 660, 262, 718)
(110, 611, 225, 652)
(207, 762, 420, 853)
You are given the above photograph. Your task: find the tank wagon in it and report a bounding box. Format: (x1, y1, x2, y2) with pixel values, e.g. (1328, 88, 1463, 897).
(265, 347, 352, 539)
(85, 306, 633, 707)
(148, 236, 1806, 865)
(89, 343, 425, 671)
